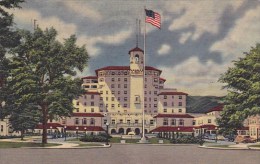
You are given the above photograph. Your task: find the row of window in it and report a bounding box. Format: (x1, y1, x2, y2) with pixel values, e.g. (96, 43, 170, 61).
(76, 102, 95, 106)
(100, 90, 128, 95)
(109, 119, 154, 125)
(163, 109, 183, 113)
(75, 118, 95, 125)
(163, 102, 183, 107)
(164, 95, 183, 99)
(163, 119, 185, 126)
(99, 77, 128, 82)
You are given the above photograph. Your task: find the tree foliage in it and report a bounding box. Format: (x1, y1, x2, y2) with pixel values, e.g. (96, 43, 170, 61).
(2, 27, 89, 143)
(218, 43, 260, 134)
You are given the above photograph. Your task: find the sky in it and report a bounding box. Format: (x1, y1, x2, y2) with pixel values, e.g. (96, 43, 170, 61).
(7, 0, 260, 96)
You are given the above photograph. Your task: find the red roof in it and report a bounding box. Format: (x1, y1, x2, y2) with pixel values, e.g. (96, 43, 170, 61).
(207, 105, 224, 113)
(36, 123, 63, 129)
(150, 126, 195, 132)
(95, 66, 162, 75)
(65, 126, 105, 131)
(72, 113, 104, 117)
(237, 127, 249, 130)
(158, 92, 188, 96)
(128, 47, 144, 54)
(81, 76, 97, 79)
(84, 91, 100, 95)
(159, 77, 166, 82)
(154, 114, 194, 118)
(195, 124, 217, 130)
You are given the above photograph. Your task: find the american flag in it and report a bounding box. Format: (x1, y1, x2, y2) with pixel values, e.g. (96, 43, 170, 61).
(145, 9, 161, 29)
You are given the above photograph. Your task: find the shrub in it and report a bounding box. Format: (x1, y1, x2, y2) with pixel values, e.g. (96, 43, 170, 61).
(80, 135, 108, 142)
(170, 135, 203, 144)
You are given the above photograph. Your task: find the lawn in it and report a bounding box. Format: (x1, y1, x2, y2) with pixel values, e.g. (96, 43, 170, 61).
(248, 144, 260, 148)
(148, 138, 171, 144)
(77, 143, 104, 147)
(0, 141, 61, 148)
(110, 137, 171, 144)
(208, 145, 230, 148)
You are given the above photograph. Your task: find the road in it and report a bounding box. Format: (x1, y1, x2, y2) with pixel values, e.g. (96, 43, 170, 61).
(0, 144, 259, 164)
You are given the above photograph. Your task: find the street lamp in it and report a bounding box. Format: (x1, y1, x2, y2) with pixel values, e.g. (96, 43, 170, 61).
(105, 122, 110, 145)
(192, 128, 195, 137)
(84, 127, 87, 138)
(200, 127, 203, 146)
(76, 127, 79, 139)
(215, 127, 218, 143)
(177, 127, 180, 138)
(64, 126, 67, 141)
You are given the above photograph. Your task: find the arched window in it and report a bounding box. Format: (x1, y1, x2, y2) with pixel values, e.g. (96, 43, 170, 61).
(135, 54, 139, 63)
(163, 118, 168, 125)
(90, 118, 95, 125)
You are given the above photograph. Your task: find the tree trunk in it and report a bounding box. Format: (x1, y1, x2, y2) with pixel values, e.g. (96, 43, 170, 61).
(42, 104, 48, 145)
(21, 129, 24, 140)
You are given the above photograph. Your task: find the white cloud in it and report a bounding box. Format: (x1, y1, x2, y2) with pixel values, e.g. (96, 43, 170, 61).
(77, 30, 133, 56)
(210, 5, 260, 59)
(179, 32, 192, 44)
(62, 1, 102, 22)
(9, 8, 77, 41)
(158, 57, 229, 96)
(166, 1, 244, 40)
(157, 44, 171, 56)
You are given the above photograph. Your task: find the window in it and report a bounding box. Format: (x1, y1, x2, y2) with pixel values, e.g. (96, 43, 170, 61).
(154, 78, 158, 82)
(84, 102, 87, 106)
(84, 95, 87, 99)
(112, 78, 115, 82)
(84, 109, 86, 113)
(127, 120, 131, 124)
(91, 102, 94, 106)
(100, 97, 103, 101)
(178, 102, 182, 107)
(91, 108, 94, 112)
(118, 84, 121, 88)
(111, 84, 115, 88)
(163, 102, 167, 106)
(135, 54, 139, 63)
(154, 104, 157, 107)
(91, 95, 94, 99)
(111, 104, 115, 108)
(149, 91, 151, 95)
(100, 103, 103, 107)
(112, 119, 115, 125)
(144, 104, 147, 108)
(135, 120, 139, 124)
(119, 119, 123, 123)
(154, 91, 157, 95)
(144, 97, 147, 101)
(172, 109, 174, 113)
(100, 91, 103, 94)
(145, 78, 147, 82)
(124, 104, 127, 107)
(150, 120, 154, 125)
(112, 91, 115, 94)
(154, 98, 157, 101)
(118, 78, 121, 81)
(1, 125, 3, 132)
(192, 120, 196, 125)
(144, 91, 147, 95)
(149, 97, 151, 102)
(124, 91, 127, 94)
(124, 97, 127, 101)
(76, 108, 79, 112)
(171, 119, 176, 125)
(99, 78, 104, 82)
(106, 97, 108, 101)
(111, 72, 115, 75)
(111, 97, 115, 101)
(76, 102, 79, 106)
(163, 119, 168, 125)
(90, 118, 95, 125)
(208, 119, 211, 123)
(124, 84, 127, 88)
(145, 85, 147, 88)
(172, 102, 174, 107)
(124, 78, 127, 82)
(179, 96, 182, 99)
(164, 95, 167, 99)
(118, 104, 120, 107)
(149, 104, 151, 108)
(75, 118, 79, 125)
(178, 109, 182, 113)
(118, 91, 121, 94)
(82, 118, 87, 125)
(163, 109, 167, 113)
(106, 91, 108, 94)
(179, 119, 184, 126)
(118, 97, 121, 101)
(104, 119, 107, 125)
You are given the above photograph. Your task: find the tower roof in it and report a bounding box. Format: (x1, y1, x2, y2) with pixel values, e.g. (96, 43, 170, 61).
(95, 66, 162, 75)
(128, 47, 144, 54)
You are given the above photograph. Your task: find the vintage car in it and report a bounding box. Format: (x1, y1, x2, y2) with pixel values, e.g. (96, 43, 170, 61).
(234, 135, 256, 143)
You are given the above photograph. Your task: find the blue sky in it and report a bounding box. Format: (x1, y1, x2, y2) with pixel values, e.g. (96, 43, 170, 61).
(7, 0, 260, 96)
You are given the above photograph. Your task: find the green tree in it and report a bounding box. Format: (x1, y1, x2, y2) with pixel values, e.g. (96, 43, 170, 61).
(3, 28, 89, 144)
(218, 43, 260, 134)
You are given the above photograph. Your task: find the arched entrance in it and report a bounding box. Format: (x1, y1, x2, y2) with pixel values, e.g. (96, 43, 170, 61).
(126, 128, 131, 134)
(135, 128, 140, 135)
(118, 128, 124, 134)
(111, 129, 116, 134)
(145, 129, 148, 134)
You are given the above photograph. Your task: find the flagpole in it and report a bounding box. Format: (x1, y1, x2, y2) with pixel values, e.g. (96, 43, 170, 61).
(141, 5, 146, 141)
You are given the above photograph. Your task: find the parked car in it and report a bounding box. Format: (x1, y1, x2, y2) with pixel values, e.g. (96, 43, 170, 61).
(234, 135, 256, 143)
(128, 131, 136, 136)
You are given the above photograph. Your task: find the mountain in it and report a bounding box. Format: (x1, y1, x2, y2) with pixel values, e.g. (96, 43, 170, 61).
(186, 96, 223, 113)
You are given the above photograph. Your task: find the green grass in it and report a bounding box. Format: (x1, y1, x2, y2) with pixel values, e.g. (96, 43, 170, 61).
(148, 138, 171, 144)
(0, 141, 61, 148)
(209, 145, 230, 148)
(110, 137, 121, 143)
(248, 144, 260, 148)
(77, 143, 104, 147)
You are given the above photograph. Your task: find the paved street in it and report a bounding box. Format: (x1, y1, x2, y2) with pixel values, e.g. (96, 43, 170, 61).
(0, 144, 260, 164)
